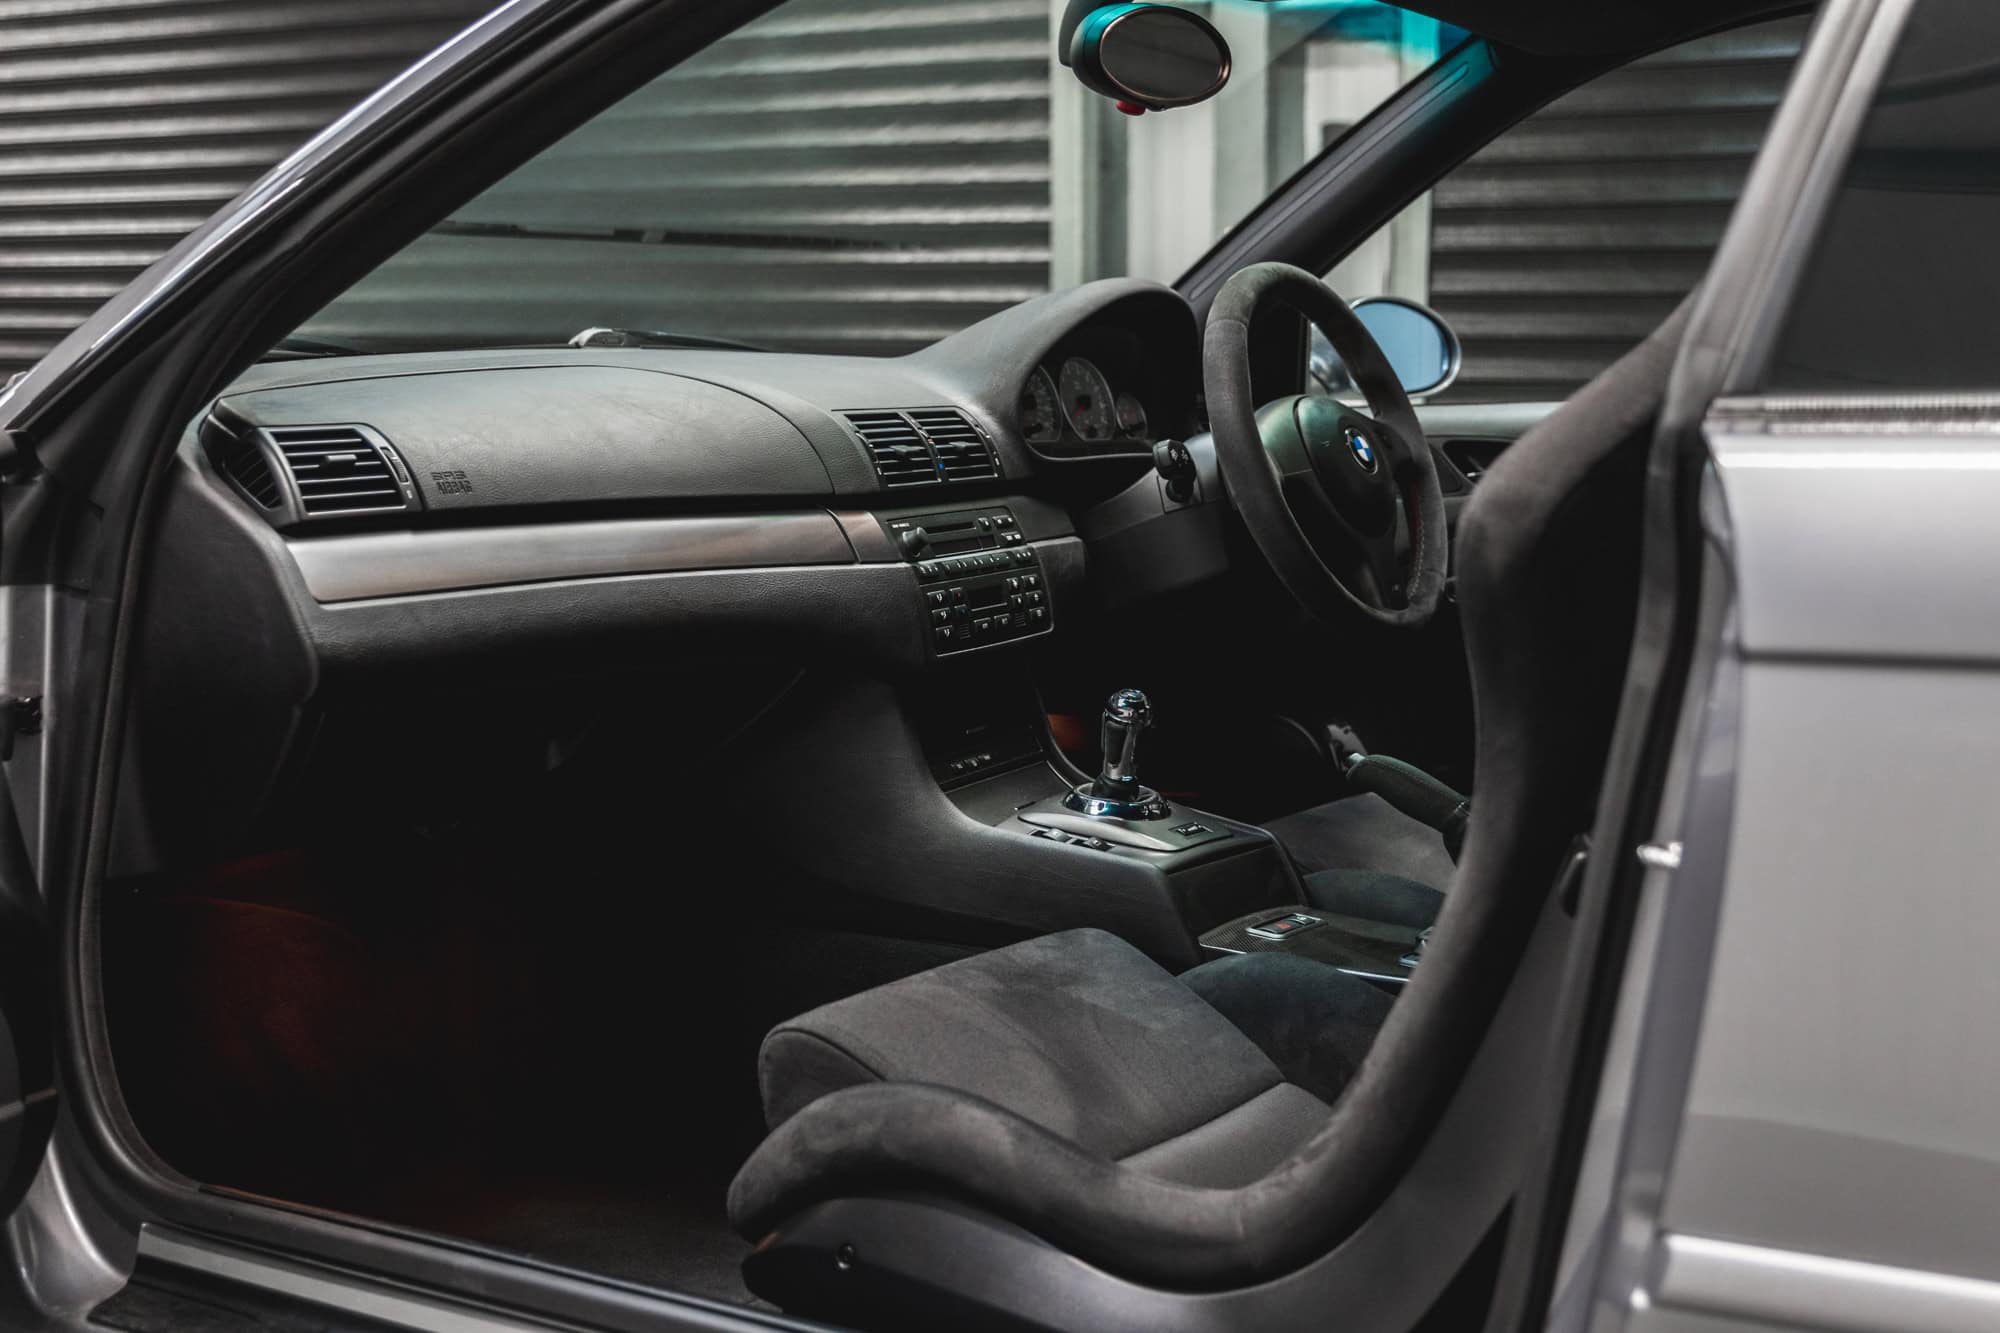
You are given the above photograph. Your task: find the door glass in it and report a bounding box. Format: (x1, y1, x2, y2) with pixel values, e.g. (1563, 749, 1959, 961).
(1326, 14, 1811, 402)
(1763, 0, 2000, 392)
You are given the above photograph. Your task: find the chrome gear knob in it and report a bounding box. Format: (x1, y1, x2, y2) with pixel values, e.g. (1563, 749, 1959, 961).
(1097, 688, 1153, 791)
(1064, 688, 1169, 821)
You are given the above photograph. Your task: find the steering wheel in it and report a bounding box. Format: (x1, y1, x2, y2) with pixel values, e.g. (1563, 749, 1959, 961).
(1204, 263, 1449, 629)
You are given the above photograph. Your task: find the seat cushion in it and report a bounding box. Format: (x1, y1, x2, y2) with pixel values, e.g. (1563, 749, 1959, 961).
(756, 928, 1304, 1163)
(733, 928, 1407, 1260)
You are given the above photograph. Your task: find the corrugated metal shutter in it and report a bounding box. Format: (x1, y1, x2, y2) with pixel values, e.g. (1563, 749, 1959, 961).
(1426, 14, 1810, 402)
(305, 0, 1053, 356)
(0, 0, 494, 376)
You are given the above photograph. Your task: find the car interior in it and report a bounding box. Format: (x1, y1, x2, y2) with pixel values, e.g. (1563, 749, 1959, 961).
(90, 0, 1808, 1326)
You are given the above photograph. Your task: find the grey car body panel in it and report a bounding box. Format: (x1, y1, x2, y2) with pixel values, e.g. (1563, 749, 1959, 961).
(1708, 410, 2000, 661)
(1572, 411, 2000, 1333)
(1665, 413, 2000, 1275)
(1645, 1235, 2000, 1333)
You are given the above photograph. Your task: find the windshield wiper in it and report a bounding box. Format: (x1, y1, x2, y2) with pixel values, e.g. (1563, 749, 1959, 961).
(263, 333, 375, 360)
(258, 326, 766, 363)
(567, 326, 764, 353)
(433, 218, 892, 254)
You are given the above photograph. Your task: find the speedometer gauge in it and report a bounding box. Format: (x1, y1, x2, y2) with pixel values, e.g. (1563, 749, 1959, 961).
(1114, 391, 1148, 439)
(1018, 366, 1062, 445)
(1059, 357, 1117, 442)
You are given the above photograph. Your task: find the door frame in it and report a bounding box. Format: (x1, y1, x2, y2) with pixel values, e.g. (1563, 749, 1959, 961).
(1481, 0, 1917, 1328)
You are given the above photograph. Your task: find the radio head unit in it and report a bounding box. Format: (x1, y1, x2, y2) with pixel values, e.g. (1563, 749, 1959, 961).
(879, 506, 1027, 561)
(881, 507, 1051, 656)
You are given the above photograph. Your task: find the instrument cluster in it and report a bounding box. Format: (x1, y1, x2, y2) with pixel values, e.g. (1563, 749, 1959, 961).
(1008, 305, 1201, 459)
(1018, 354, 1152, 451)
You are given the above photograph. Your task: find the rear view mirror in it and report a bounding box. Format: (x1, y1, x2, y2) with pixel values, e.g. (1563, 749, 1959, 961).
(1309, 298, 1462, 399)
(1062, 3, 1232, 113)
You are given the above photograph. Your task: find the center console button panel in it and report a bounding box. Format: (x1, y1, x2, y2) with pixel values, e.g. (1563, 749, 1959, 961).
(1029, 827, 1116, 852)
(1246, 912, 1322, 941)
(1014, 802, 1233, 853)
(887, 506, 1052, 655)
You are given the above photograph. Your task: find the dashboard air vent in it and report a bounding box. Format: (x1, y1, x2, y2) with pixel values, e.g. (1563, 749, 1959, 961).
(1439, 438, 1507, 490)
(269, 425, 410, 516)
(908, 408, 998, 482)
(205, 416, 282, 509)
(842, 410, 940, 487)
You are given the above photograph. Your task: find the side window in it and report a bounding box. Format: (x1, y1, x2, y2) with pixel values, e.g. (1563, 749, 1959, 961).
(1764, 0, 2000, 392)
(1328, 15, 1811, 403)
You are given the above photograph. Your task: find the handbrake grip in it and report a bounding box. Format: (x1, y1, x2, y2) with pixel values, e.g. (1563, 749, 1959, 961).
(1342, 753, 1470, 862)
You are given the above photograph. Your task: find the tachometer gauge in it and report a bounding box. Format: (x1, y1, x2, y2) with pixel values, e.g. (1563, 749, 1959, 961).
(1059, 357, 1117, 441)
(1114, 391, 1148, 440)
(1019, 366, 1062, 445)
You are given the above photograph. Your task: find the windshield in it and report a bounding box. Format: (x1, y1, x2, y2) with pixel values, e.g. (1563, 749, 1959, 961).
(299, 0, 1461, 357)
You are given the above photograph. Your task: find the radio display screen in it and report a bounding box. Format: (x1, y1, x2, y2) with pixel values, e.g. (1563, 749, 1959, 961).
(965, 582, 1010, 611)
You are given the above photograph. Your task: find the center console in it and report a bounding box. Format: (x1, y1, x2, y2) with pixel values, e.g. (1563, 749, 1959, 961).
(930, 681, 1324, 951)
(1005, 687, 1232, 852)
(944, 684, 1422, 990)
(716, 494, 1374, 970)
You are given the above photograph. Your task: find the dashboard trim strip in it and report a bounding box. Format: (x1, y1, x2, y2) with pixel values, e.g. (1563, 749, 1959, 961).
(288, 511, 856, 603)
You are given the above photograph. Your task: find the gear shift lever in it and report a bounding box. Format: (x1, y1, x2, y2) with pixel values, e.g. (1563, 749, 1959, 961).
(1064, 688, 1170, 820)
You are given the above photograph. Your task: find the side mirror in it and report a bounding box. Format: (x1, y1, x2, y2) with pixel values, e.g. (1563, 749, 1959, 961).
(1309, 298, 1462, 399)
(1061, 2, 1232, 113)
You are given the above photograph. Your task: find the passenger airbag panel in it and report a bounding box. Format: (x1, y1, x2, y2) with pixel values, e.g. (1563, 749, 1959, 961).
(218, 364, 836, 512)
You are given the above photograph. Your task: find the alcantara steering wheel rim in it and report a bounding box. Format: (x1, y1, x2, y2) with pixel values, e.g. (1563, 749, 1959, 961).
(1203, 262, 1450, 630)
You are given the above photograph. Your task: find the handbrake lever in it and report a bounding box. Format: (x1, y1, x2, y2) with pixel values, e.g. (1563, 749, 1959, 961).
(1340, 752, 1470, 863)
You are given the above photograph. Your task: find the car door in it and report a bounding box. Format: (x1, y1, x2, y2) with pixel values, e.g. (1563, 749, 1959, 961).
(0, 826, 52, 1235)
(0, 468, 58, 1261)
(1491, 0, 2000, 1328)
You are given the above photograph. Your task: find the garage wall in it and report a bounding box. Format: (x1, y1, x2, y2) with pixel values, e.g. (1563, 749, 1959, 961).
(0, 0, 495, 377)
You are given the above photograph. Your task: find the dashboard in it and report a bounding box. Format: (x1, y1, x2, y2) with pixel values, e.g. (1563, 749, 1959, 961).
(125, 273, 1512, 879)
(127, 279, 1228, 867)
(197, 279, 1201, 536)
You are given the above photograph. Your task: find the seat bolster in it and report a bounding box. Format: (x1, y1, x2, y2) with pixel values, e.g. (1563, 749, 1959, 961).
(727, 1081, 1297, 1283)
(1119, 1082, 1329, 1188)
(758, 1029, 885, 1131)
